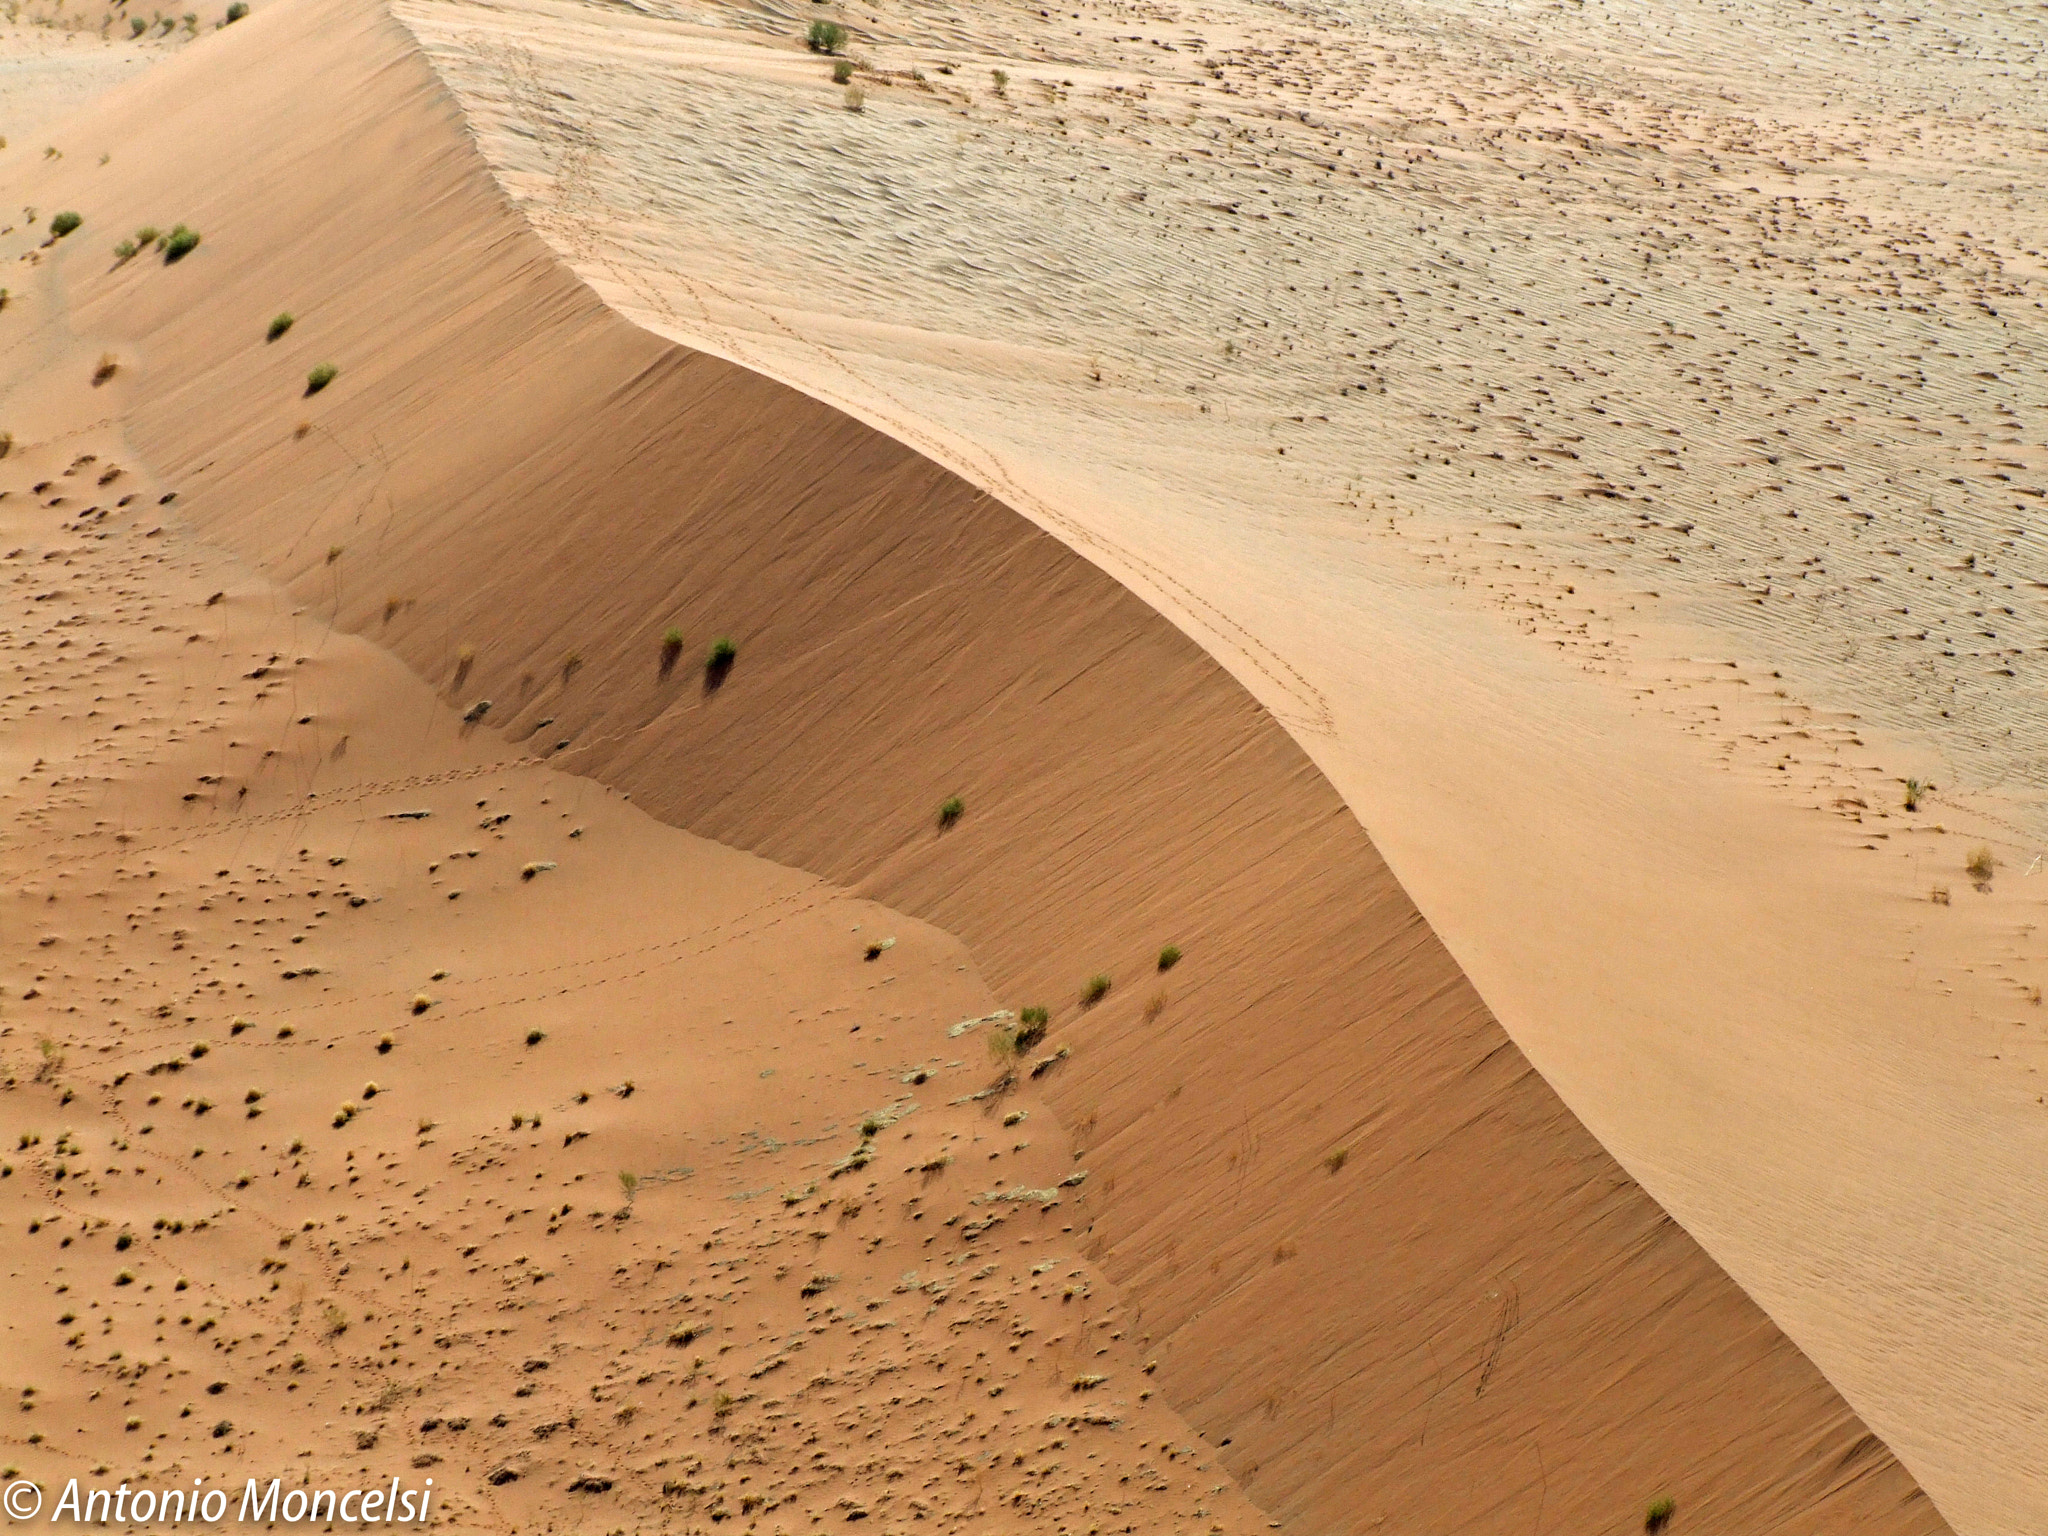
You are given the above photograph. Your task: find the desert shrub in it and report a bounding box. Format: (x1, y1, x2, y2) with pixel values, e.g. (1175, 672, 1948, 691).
(1082, 973, 1111, 1006)
(937, 795, 964, 828)
(660, 626, 685, 675)
(305, 362, 337, 394)
(1966, 846, 1995, 886)
(1902, 777, 1925, 811)
(114, 239, 136, 261)
(1157, 943, 1181, 971)
(525, 1028, 546, 1047)
(843, 83, 865, 111)
(134, 225, 160, 246)
(1014, 1006, 1049, 1052)
(831, 59, 852, 84)
(93, 353, 120, 384)
(225, 0, 248, 18)
(1324, 1147, 1348, 1173)
(705, 636, 737, 683)
(805, 19, 846, 52)
(1644, 1497, 1675, 1533)
(50, 211, 81, 237)
(267, 312, 294, 341)
(130, 15, 146, 33)
(0, 433, 11, 459)
(991, 68, 1008, 93)
(162, 224, 200, 261)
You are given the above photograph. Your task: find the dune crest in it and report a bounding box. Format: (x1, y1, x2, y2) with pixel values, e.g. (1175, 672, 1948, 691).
(0, 0, 1951, 1530)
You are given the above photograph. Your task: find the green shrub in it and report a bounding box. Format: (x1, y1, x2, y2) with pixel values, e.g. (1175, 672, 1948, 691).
(805, 19, 846, 52)
(267, 312, 294, 341)
(1081, 973, 1111, 1006)
(831, 59, 853, 84)
(225, 0, 248, 18)
(50, 211, 81, 238)
(660, 627, 685, 674)
(130, 15, 146, 33)
(1157, 944, 1181, 971)
(937, 796, 964, 829)
(1014, 1006, 1049, 1053)
(705, 636, 737, 680)
(304, 363, 338, 395)
(162, 224, 200, 261)
(134, 225, 160, 247)
(1644, 1497, 1675, 1533)
(114, 239, 137, 262)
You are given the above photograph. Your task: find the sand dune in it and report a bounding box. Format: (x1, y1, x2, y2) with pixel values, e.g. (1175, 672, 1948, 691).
(368, 0, 2048, 1527)
(0, 417, 1276, 1531)
(0, 0, 1965, 1530)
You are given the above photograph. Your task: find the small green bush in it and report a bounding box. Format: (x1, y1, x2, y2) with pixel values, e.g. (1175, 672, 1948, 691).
(267, 312, 294, 341)
(660, 627, 685, 674)
(831, 59, 853, 84)
(937, 796, 964, 829)
(1082, 973, 1111, 1006)
(1014, 1006, 1049, 1053)
(50, 211, 81, 238)
(305, 363, 338, 394)
(224, 0, 248, 19)
(1644, 1497, 1675, 1533)
(162, 224, 200, 262)
(130, 15, 146, 34)
(114, 239, 137, 262)
(805, 19, 846, 53)
(134, 225, 160, 247)
(525, 1029, 545, 1047)
(706, 636, 737, 676)
(1157, 943, 1181, 971)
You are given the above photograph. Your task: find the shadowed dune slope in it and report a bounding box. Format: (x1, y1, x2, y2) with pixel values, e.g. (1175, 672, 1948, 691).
(11, 0, 1948, 1528)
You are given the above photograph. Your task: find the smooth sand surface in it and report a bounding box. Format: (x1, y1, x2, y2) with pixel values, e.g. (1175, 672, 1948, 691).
(361, 0, 2046, 1527)
(0, 0, 2023, 1528)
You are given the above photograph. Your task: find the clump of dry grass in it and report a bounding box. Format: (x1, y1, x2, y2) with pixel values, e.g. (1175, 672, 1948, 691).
(1081, 973, 1111, 1006)
(1967, 846, 1995, 889)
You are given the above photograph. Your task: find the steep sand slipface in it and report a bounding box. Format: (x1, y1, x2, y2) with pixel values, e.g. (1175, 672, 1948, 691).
(0, 0, 1951, 1531)
(386, 0, 2048, 1527)
(0, 409, 1270, 1529)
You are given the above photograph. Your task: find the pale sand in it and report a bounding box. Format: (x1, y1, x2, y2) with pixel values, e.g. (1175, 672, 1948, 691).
(371, 0, 2048, 1527)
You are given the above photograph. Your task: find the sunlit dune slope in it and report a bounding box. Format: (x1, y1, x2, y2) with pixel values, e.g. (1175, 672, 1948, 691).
(1, 0, 1950, 1530)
